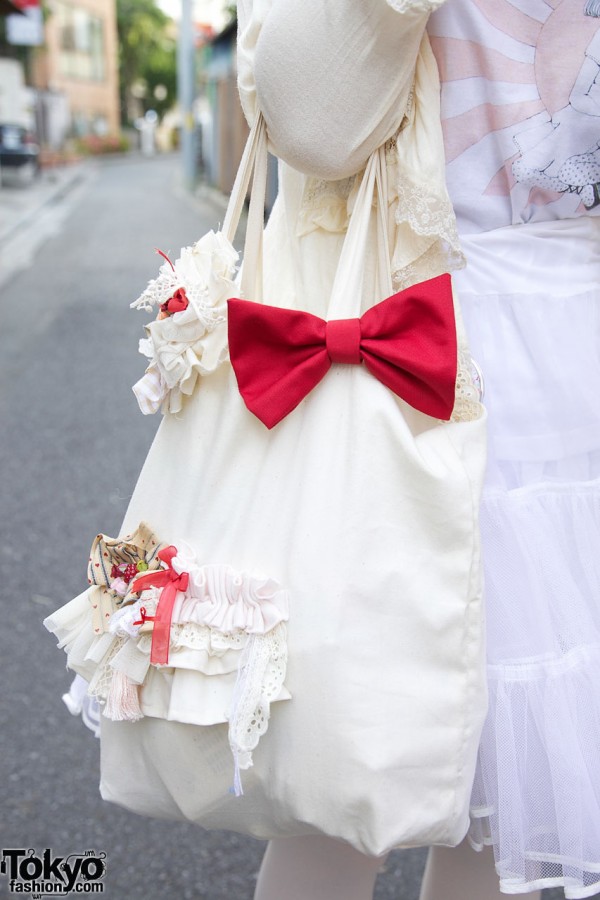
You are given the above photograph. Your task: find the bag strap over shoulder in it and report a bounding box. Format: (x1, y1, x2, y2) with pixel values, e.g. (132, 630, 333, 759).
(327, 145, 392, 319)
(224, 111, 393, 316)
(223, 112, 269, 301)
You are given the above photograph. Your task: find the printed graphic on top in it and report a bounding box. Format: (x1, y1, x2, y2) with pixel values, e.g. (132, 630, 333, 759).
(428, 0, 600, 231)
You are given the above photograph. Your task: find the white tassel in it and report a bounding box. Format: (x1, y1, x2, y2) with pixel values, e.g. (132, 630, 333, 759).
(228, 635, 256, 797)
(103, 670, 143, 722)
(232, 751, 244, 798)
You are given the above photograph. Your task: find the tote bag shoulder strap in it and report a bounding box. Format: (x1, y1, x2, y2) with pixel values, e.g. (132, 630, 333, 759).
(223, 112, 269, 302)
(224, 112, 393, 316)
(327, 146, 392, 320)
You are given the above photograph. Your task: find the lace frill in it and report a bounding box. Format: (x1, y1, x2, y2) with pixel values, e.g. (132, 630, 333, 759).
(296, 176, 355, 236)
(44, 524, 291, 794)
(450, 347, 484, 423)
(295, 34, 465, 290)
(388, 38, 465, 292)
(131, 231, 238, 416)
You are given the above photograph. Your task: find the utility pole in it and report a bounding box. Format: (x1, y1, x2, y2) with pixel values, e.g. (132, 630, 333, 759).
(178, 0, 196, 188)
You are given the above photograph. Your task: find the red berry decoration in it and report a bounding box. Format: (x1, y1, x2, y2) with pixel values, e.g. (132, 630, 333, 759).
(110, 564, 122, 580)
(122, 563, 139, 584)
(160, 287, 189, 317)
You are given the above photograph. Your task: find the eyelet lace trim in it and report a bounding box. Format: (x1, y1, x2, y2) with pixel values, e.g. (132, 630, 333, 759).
(172, 622, 248, 652)
(88, 636, 126, 702)
(451, 348, 485, 424)
(228, 623, 288, 793)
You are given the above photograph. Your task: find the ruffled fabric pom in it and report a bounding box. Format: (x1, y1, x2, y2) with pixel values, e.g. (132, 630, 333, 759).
(131, 231, 239, 415)
(170, 544, 290, 635)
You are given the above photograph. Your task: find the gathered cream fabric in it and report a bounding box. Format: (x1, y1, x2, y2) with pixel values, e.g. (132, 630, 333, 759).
(239, 0, 464, 291)
(238, 0, 446, 181)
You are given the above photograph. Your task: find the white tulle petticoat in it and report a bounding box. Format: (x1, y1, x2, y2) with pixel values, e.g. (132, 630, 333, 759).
(455, 217, 600, 899)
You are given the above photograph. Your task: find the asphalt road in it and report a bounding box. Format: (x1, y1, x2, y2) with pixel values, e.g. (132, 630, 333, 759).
(0, 154, 564, 900)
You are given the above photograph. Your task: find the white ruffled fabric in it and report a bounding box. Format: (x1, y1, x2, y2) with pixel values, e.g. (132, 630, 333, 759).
(131, 231, 238, 415)
(170, 546, 289, 634)
(455, 217, 600, 898)
(44, 540, 291, 789)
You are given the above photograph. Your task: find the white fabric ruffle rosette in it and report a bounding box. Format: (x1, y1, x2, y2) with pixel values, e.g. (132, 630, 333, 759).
(131, 231, 239, 415)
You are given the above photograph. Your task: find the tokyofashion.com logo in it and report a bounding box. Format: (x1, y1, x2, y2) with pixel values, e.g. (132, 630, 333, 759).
(0, 849, 106, 895)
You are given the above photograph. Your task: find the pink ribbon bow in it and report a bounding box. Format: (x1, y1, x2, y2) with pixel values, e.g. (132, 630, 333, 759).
(227, 274, 457, 429)
(132, 545, 189, 665)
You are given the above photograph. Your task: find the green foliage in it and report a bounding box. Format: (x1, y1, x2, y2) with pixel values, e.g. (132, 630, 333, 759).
(116, 0, 177, 125)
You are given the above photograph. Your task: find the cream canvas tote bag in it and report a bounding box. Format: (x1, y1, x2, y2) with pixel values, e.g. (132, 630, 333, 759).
(46, 112, 487, 856)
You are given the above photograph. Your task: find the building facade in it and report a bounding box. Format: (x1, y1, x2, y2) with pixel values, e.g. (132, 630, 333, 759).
(199, 19, 278, 206)
(32, 0, 119, 137)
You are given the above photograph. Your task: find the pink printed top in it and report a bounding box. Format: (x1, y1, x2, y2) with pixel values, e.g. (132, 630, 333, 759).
(428, 0, 600, 233)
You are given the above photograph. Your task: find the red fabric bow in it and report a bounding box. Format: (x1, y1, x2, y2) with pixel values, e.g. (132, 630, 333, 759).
(160, 287, 189, 315)
(227, 274, 457, 429)
(131, 546, 189, 665)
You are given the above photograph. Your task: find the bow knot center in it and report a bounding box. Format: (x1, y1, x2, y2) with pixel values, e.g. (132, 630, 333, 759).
(326, 318, 362, 365)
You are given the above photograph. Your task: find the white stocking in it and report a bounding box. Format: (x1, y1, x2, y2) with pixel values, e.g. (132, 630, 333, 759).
(253, 835, 384, 900)
(419, 840, 542, 900)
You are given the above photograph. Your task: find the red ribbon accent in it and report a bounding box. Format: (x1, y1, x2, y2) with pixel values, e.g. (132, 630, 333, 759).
(133, 606, 155, 627)
(155, 248, 175, 271)
(160, 287, 189, 315)
(227, 274, 457, 429)
(131, 546, 189, 665)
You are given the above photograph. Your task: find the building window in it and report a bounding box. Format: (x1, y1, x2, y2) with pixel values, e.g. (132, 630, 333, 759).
(56, 2, 105, 81)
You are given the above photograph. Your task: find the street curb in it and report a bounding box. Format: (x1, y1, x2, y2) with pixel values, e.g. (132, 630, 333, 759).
(1, 161, 92, 246)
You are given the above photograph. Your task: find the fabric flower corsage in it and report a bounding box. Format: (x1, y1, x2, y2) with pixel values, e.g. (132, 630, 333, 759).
(131, 231, 239, 415)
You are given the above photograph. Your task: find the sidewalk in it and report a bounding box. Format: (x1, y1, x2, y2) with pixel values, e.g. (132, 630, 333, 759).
(0, 155, 244, 291)
(0, 161, 91, 246)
